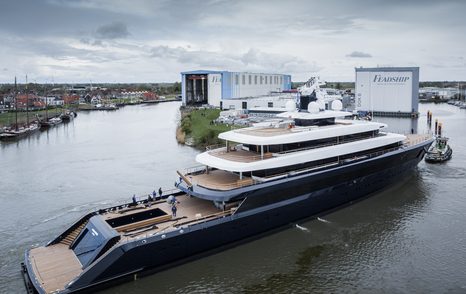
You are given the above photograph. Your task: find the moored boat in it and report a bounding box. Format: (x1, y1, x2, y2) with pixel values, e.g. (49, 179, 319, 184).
(21, 100, 434, 294)
(60, 111, 77, 122)
(0, 122, 40, 141)
(40, 116, 63, 129)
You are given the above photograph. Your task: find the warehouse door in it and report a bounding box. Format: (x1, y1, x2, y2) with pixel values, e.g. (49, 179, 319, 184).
(242, 101, 247, 109)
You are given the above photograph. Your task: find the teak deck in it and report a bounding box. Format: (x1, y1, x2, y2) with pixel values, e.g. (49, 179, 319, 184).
(29, 244, 82, 294)
(189, 169, 253, 190)
(27, 194, 227, 293)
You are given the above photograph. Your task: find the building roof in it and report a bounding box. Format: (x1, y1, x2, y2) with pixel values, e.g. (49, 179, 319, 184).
(181, 70, 226, 75)
(355, 66, 419, 72)
(181, 70, 291, 76)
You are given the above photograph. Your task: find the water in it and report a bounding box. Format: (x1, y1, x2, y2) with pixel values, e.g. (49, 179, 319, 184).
(1, 102, 466, 293)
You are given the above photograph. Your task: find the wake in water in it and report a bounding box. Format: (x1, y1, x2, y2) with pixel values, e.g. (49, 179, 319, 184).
(317, 217, 331, 224)
(295, 224, 310, 232)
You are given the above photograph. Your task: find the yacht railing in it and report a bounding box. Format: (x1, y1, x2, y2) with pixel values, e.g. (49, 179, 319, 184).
(205, 144, 226, 151)
(207, 134, 383, 162)
(274, 134, 382, 156)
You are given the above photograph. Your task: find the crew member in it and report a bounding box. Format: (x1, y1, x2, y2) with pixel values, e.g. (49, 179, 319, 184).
(171, 204, 177, 218)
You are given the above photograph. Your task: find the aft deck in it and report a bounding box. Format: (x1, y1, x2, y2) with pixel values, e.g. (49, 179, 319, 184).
(28, 244, 83, 294)
(188, 169, 253, 191)
(26, 194, 232, 293)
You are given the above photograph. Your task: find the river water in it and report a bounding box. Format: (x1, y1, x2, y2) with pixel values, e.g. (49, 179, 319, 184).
(1, 102, 465, 293)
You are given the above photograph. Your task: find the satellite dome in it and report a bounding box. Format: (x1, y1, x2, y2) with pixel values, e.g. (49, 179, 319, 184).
(331, 100, 343, 111)
(285, 100, 296, 112)
(167, 195, 175, 204)
(307, 102, 320, 114)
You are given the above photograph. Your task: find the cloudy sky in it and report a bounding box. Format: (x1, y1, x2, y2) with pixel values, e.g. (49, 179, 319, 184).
(0, 0, 465, 83)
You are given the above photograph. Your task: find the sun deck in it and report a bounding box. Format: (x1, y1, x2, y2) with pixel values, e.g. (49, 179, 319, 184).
(233, 121, 353, 138)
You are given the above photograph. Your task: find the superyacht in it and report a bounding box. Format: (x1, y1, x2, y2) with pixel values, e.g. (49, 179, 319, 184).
(22, 100, 433, 293)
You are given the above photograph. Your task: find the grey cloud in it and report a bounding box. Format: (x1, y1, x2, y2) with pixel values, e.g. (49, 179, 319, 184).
(95, 22, 130, 39)
(150, 46, 322, 74)
(346, 51, 372, 58)
(3, 68, 7, 71)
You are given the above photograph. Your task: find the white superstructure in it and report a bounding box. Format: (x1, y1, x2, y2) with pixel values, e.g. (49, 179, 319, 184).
(183, 100, 412, 191)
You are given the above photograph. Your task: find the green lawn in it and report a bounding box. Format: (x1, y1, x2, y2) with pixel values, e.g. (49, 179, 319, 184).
(181, 108, 234, 147)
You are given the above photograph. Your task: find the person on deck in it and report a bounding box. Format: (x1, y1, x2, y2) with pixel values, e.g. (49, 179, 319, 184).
(171, 204, 177, 218)
(132, 194, 137, 206)
(158, 187, 163, 197)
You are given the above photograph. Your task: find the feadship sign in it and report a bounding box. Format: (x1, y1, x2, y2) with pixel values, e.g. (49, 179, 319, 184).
(355, 70, 415, 113)
(373, 75, 410, 83)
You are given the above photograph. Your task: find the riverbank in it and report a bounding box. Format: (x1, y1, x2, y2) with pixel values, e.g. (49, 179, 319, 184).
(176, 108, 233, 148)
(1, 98, 181, 129)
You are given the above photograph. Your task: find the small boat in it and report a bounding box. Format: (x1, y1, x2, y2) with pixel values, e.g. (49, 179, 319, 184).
(425, 136, 452, 163)
(40, 117, 63, 129)
(60, 111, 77, 122)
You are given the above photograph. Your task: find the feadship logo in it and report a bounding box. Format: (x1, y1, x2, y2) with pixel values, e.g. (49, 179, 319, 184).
(373, 75, 410, 83)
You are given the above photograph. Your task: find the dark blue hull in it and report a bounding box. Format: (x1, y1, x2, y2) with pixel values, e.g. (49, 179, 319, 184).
(24, 140, 431, 293)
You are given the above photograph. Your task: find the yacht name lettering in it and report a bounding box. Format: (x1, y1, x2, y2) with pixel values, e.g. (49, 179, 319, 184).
(373, 75, 410, 83)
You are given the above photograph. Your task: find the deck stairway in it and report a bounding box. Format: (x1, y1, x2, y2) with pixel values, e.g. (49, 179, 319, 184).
(60, 221, 88, 247)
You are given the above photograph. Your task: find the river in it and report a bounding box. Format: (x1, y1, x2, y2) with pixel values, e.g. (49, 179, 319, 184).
(1, 102, 465, 293)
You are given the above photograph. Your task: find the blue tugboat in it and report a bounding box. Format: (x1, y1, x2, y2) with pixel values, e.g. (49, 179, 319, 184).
(21, 100, 433, 293)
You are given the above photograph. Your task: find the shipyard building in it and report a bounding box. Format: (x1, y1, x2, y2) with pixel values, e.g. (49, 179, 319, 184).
(181, 70, 292, 108)
(355, 67, 419, 117)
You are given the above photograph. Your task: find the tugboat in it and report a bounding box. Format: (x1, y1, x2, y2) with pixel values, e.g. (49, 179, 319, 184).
(21, 99, 434, 294)
(425, 117, 452, 163)
(425, 136, 452, 163)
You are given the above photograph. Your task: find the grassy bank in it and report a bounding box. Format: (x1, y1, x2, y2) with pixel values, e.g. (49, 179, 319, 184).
(178, 108, 233, 148)
(0, 108, 62, 128)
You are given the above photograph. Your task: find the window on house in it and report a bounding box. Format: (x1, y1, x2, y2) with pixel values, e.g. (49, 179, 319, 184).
(242, 75, 245, 85)
(268, 102, 273, 108)
(265, 76, 268, 84)
(235, 74, 239, 85)
(260, 76, 263, 84)
(254, 75, 257, 84)
(249, 75, 252, 84)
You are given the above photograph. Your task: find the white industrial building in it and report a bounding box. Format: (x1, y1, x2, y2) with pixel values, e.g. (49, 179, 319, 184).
(181, 70, 292, 109)
(355, 67, 419, 117)
(419, 87, 459, 100)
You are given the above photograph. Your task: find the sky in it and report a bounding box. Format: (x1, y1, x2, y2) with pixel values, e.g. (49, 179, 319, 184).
(0, 0, 465, 83)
